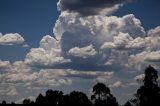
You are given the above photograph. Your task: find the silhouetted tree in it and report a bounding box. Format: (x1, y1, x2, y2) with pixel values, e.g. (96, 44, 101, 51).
(124, 97, 138, 106)
(68, 91, 91, 105)
(35, 93, 46, 104)
(1, 100, 7, 105)
(61, 94, 70, 105)
(91, 83, 119, 106)
(134, 65, 160, 106)
(11, 102, 15, 105)
(45, 89, 64, 105)
(124, 101, 132, 106)
(23, 98, 34, 104)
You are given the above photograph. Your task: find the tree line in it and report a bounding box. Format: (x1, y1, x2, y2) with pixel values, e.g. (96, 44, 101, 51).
(1, 65, 160, 106)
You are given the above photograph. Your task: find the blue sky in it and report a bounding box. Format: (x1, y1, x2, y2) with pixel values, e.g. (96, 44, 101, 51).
(0, 0, 160, 104)
(0, 0, 59, 61)
(0, 0, 160, 61)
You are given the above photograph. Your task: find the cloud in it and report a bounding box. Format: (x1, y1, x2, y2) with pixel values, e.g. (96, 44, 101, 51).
(15, 96, 35, 104)
(28, 69, 72, 87)
(96, 72, 114, 83)
(121, 26, 160, 71)
(0, 61, 35, 84)
(127, 37, 145, 49)
(134, 74, 145, 82)
(145, 27, 160, 51)
(126, 48, 160, 71)
(0, 61, 72, 92)
(54, 13, 145, 40)
(57, 0, 133, 16)
(0, 85, 18, 96)
(65, 70, 114, 80)
(125, 50, 159, 72)
(12, 66, 70, 87)
(1, 0, 160, 102)
(109, 81, 124, 88)
(0, 59, 114, 93)
(101, 32, 145, 50)
(105, 32, 133, 49)
(0, 60, 11, 69)
(68, 45, 97, 59)
(22, 44, 30, 48)
(25, 48, 70, 66)
(144, 51, 160, 62)
(6, 72, 38, 83)
(0, 58, 116, 103)
(24, 69, 114, 87)
(25, 35, 70, 67)
(53, 12, 145, 67)
(40, 35, 59, 50)
(148, 26, 160, 37)
(0, 33, 24, 45)
(125, 52, 147, 71)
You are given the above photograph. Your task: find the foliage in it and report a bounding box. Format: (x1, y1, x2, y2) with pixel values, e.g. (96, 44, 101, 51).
(124, 65, 160, 106)
(91, 83, 119, 106)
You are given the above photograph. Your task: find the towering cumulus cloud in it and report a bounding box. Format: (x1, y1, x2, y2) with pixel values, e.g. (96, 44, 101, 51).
(52, 0, 160, 71)
(53, 12, 145, 67)
(18, 0, 159, 71)
(57, 0, 133, 16)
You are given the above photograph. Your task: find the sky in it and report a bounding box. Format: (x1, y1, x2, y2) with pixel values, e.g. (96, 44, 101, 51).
(0, 0, 160, 104)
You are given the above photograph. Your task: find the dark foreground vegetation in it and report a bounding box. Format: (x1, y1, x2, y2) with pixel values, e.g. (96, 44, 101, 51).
(1, 65, 160, 106)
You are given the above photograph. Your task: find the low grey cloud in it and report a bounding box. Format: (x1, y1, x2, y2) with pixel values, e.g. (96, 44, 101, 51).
(0, 85, 18, 96)
(0, 59, 115, 96)
(57, 0, 133, 16)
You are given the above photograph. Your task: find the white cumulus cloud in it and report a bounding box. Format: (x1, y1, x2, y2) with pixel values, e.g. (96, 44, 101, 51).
(25, 35, 70, 67)
(0, 33, 24, 45)
(68, 45, 97, 59)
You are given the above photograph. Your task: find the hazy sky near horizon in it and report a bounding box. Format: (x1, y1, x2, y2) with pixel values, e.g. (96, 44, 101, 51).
(0, 0, 160, 104)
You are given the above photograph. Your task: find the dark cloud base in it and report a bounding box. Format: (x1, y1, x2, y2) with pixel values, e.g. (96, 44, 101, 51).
(58, 0, 132, 16)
